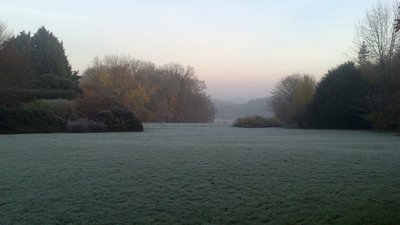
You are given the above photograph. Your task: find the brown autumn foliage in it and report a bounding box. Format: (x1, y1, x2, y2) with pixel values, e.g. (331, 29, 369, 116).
(79, 55, 216, 122)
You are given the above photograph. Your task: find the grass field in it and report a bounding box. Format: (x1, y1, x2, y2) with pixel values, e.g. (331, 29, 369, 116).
(1, 123, 400, 225)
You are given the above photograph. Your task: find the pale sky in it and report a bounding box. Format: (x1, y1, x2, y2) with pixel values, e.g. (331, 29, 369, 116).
(0, 0, 394, 102)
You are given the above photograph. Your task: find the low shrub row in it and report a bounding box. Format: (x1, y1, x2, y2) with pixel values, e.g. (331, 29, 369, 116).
(23, 99, 82, 120)
(0, 102, 143, 134)
(66, 118, 107, 133)
(0, 106, 65, 134)
(233, 115, 280, 128)
(66, 108, 143, 133)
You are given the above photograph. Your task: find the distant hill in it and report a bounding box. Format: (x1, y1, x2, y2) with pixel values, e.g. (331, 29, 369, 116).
(213, 97, 273, 122)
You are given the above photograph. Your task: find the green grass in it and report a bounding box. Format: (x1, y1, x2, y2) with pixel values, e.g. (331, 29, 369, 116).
(1, 124, 400, 225)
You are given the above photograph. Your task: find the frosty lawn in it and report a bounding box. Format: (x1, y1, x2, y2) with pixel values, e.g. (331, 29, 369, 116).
(1, 124, 400, 225)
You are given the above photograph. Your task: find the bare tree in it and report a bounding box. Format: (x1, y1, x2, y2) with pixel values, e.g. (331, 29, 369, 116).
(0, 21, 12, 46)
(355, 1, 400, 70)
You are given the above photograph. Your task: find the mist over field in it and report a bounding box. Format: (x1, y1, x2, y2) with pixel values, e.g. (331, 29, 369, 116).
(214, 98, 272, 122)
(1, 0, 400, 224)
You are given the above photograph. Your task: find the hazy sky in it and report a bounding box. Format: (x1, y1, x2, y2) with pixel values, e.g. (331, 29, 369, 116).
(0, 0, 394, 102)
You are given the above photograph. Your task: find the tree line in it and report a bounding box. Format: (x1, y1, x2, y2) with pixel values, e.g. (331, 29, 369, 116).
(80, 56, 216, 122)
(271, 1, 400, 131)
(0, 23, 215, 133)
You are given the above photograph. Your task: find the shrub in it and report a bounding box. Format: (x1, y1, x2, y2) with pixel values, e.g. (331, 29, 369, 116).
(23, 99, 81, 120)
(94, 107, 143, 132)
(37, 89, 79, 100)
(32, 73, 80, 91)
(0, 88, 79, 107)
(233, 115, 280, 128)
(0, 88, 37, 106)
(0, 99, 82, 134)
(66, 118, 106, 133)
(0, 106, 66, 134)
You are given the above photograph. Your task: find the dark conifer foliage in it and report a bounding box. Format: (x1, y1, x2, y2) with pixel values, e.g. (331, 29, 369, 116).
(308, 62, 371, 129)
(31, 27, 73, 78)
(0, 27, 80, 103)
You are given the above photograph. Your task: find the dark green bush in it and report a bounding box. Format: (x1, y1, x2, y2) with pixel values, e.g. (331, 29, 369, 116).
(37, 89, 80, 100)
(0, 106, 66, 134)
(233, 115, 280, 128)
(94, 107, 143, 132)
(32, 73, 80, 91)
(0, 99, 86, 134)
(0, 88, 38, 107)
(23, 99, 81, 121)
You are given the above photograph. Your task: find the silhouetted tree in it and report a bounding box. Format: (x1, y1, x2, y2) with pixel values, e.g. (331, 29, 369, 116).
(0, 31, 33, 88)
(31, 27, 75, 78)
(0, 26, 80, 105)
(355, 1, 399, 71)
(309, 62, 371, 129)
(357, 41, 370, 67)
(367, 47, 400, 130)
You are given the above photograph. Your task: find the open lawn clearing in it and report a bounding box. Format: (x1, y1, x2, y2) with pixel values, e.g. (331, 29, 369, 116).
(1, 124, 400, 225)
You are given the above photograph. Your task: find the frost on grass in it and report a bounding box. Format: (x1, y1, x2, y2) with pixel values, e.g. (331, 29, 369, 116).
(0, 124, 399, 225)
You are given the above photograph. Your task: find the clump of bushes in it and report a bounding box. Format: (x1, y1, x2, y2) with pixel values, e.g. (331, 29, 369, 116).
(32, 74, 80, 92)
(0, 88, 80, 107)
(23, 99, 81, 120)
(0, 99, 143, 134)
(66, 118, 106, 133)
(233, 115, 280, 128)
(0, 99, 81, 134)
(66, 107, 143, 133)
(0, 106, 66, 134)
(93, 107, 144, 132)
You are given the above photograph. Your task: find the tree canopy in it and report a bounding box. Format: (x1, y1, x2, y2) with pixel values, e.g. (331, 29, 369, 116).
(355, 1, 399, 70)
(80, 55, 216, 122)
(0, 26, 79, 95)
(271, 74, 315, 127)
(308, 62, 371, 129)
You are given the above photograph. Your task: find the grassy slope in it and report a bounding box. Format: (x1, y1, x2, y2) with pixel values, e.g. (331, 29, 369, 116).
(0, 124, 400, 225)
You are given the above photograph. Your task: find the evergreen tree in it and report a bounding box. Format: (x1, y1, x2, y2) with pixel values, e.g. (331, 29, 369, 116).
(309, 62, 371, 129)
(0, 31, 34, 87)
(0, 27, 80, 102)
(357, 41, 370, 67)
(31, 26, 73, 77)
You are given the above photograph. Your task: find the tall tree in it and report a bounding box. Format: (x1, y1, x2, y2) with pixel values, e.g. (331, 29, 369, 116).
(0, 26, 80, 105)
(355, 1, 399, 71)
(31, 27, 73, 77)
(309, 62, 371, 129)
(357, 41, 370, 67)
(0, 31, 34, 88)
(271, 74, 315, 127)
